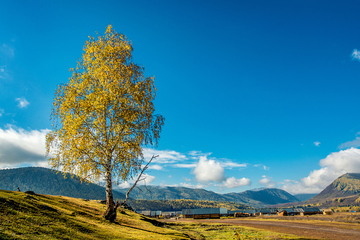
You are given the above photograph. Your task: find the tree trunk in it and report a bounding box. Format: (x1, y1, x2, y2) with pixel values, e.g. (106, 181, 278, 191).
(103, 170, 117, 222)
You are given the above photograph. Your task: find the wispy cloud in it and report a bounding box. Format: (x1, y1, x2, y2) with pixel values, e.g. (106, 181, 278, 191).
(147, 164, 163, 170)
(314, 141, 321, 147)
(254, 164, 269, 170)
(221, 161, 247, 169)
(188, 150, 212, 159)
(338, 133, 360, 149)
(0, 65, 7, 79)
(351, 49, 360, 61)
(0, 109, 3, 117)
(143, 148, 187, 164)
(173, 163, 197, 168)
(0, 44, 14, 58)
(15, 97, 30, 108)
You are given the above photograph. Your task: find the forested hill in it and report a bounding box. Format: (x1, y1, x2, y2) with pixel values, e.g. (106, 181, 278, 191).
(0, 167, 125, 200)
(116, 185, 300, 208)
(115, 185, 229, 202)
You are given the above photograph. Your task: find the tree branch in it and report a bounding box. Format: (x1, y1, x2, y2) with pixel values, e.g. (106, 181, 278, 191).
(122, 155, 158, 206)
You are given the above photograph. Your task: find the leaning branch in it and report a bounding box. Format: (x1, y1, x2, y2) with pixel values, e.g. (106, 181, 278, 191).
(121, 155, 158, 206)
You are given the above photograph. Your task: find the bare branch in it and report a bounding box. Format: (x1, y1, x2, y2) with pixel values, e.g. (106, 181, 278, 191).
(122, 155, 158, 205)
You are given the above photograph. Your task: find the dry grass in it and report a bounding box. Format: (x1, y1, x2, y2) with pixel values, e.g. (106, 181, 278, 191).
(0, 190, 314, 239)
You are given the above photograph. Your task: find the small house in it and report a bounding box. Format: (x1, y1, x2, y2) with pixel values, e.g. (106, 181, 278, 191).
(277, 210, 287, 216)
(323, 209, 333, 215)
(301, 207, 321, 216)
(292, 208, 304, 215)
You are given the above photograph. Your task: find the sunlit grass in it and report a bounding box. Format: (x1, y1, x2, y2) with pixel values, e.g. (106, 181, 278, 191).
(1, 189, 309, 239)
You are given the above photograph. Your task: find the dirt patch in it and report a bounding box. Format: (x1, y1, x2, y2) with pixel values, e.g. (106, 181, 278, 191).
(162, 217, 360, 240)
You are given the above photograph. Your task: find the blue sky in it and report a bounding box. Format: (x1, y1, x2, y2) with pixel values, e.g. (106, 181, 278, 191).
(1, 0, 360, 194)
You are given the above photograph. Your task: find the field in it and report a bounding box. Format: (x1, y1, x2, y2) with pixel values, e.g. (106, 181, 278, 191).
(162, 213, 360, 240)
(1, 189, 308, 239)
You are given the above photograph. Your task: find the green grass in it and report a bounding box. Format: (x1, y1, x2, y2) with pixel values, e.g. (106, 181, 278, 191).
(0, 190, 307, 239)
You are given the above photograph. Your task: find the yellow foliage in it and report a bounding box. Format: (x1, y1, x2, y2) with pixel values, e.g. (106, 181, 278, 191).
(46, 25, 164, 188)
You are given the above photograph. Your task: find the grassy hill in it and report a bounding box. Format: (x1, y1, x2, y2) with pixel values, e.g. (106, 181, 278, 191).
(0, 189, 188, 239)
(0, 167, 125, 200)
(0, 189, 301, 240)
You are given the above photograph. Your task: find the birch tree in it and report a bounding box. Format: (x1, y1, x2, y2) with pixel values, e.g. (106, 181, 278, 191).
(46, 25, 164, 222)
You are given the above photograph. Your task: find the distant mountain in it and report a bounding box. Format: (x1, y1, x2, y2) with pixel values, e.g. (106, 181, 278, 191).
(115, 185, 229, 201)
(306, 173, 360, 207)
(0, 167, 125, 200)
(294, 193, 318, 202)
(116, 185, 300, 208)
(224, 188, 300, 207)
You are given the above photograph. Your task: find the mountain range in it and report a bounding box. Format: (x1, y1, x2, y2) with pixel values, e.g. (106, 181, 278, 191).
(116, 185, 300, 208)
(2, 167, 360, 208)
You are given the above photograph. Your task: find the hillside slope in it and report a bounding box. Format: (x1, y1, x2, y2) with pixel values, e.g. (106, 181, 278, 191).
(0, 189, 190, 239)
(301, 173, 360, 208)
(0, 167, 125, 200)
(309, 173, 360, 203)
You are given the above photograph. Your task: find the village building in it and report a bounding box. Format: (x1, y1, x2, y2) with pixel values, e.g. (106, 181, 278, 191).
(322, 209, 333, 215)
(300, 207, 322, 216)
(258, 209, 277, 216)
(182, 208, 227, 219)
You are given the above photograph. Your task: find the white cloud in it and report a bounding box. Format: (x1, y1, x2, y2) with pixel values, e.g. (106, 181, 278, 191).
(116, 173, 156, 189)
(221, 161, 247, 169)
(314, 141, 321, 147)
(281, 147, 360, 194)
(15, 97, 30, 108)
(351, 49, 360, 61)
(193, 156, 225, 182)
(173, 163, 197, 168)
(143, 148, 187, 164)
(147, 164, 163, 170)
(0, 109, 3, 117)
(259, 175, 276, 188)
(221, 177, 251, 188)
(188, 150, 212, 159)
(0, 126, 49, 168)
